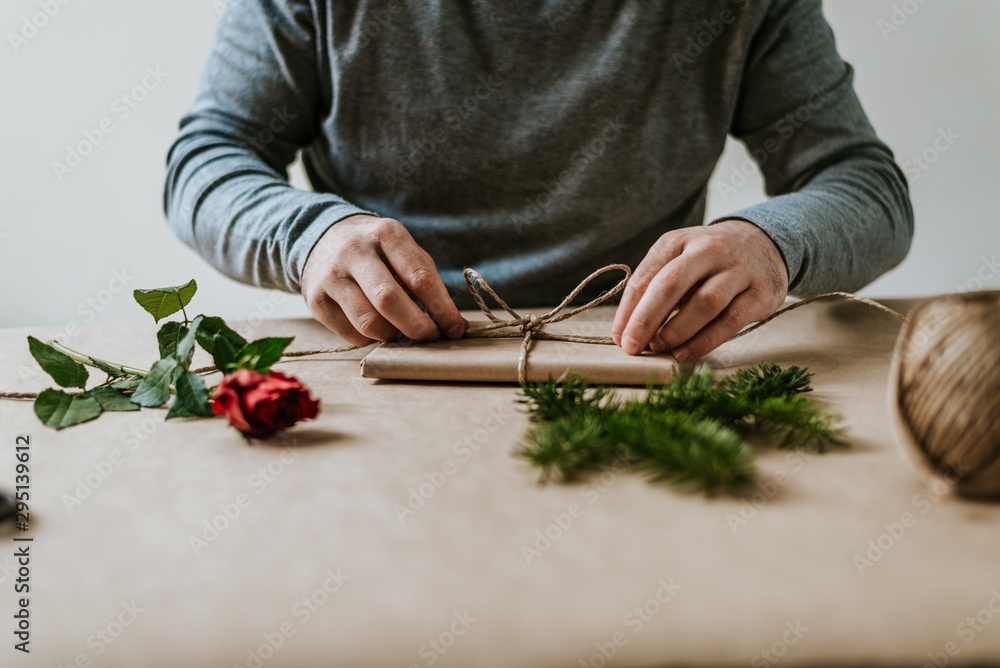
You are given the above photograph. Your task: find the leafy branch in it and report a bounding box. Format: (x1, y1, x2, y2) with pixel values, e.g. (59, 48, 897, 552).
(24, 280, 296, 429)
(518, 363, 843, 496)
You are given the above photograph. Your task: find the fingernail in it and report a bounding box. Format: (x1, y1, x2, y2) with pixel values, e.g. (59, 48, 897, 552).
(611, 332, 621, 346)
(622, 335, 641, 356)
(672, 346, 690, 363)
(447, 323, 465, 339)
(649, 337, 664, 354)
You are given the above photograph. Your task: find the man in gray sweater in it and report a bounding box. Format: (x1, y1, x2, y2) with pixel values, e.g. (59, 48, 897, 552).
(164, 0, 912, 362)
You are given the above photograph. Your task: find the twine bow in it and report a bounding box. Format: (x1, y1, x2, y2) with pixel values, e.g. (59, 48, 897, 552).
(462, 264, 632, 384)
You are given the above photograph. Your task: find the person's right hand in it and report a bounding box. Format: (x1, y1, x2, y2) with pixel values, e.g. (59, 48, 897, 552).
(300, 214, 466, 346)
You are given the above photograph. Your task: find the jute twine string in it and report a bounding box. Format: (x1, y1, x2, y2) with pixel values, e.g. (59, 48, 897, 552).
(259, 264, 632, 385)
(460, 264, 631, 383)
(2, 264, 911, 397)
(726, 291, 909, 341)
(275, 265, 910, 384)
(890, 291, 1000, 498)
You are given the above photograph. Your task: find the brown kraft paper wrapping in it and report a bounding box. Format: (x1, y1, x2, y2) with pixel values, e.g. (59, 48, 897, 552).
(359, 320, 678, 385)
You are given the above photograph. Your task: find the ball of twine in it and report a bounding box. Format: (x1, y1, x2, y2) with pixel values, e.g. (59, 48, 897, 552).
(889, 291, 1000, 499)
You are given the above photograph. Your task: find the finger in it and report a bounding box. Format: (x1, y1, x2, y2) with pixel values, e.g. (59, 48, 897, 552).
(381, 238, 466, 339)
(670, 289, 766, 362)
(350, 253, 441, 341)
(611, 239, 684, 346)
(306, 291, 373, 347)
(331, 278, 403, 343)
(619, 250, 717, 356)
(649, 272, 748, 353)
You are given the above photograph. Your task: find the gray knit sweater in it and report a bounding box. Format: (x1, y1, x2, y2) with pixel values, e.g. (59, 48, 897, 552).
(164, 0, 913, 307)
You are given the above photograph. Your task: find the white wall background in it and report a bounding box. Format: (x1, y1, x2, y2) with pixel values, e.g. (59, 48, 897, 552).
(1, 0, 998, 328)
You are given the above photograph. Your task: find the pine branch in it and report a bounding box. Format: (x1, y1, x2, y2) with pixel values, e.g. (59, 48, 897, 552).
(517, 362, 842, 496)
(518, 376, 615, 422)
(610, 411, 754, 495)
(750, 396, 842, 452)
(518, 413, 622, 483)
(719, 362, 813, 401)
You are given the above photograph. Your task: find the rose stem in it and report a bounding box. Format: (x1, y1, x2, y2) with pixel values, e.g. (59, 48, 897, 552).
(47, 340, 148, 378)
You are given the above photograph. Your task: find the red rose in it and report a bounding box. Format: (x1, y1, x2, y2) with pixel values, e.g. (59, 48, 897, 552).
(212, 369, 319, 439)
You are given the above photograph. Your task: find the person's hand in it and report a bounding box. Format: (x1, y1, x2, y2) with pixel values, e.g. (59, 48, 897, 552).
(300, 215, 466, 346)
(611, 220, 788, 362)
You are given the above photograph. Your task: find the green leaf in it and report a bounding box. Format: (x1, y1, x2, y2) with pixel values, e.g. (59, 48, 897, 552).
(195, 316, 248, 357)
(133, 280, 198, 323)
(157, 322, 189, 359)
(165, 400, 199, 419)
(235, 337, 294, 373)
(175, 316, 203, 368)
(131, 358, 180, 408)
(34, 388, 103, 430)
(89, 385, 141, 412)
(167, 371, 215, 419)
(27, 337, 89, 389)
(209, 334, 237, 373)
(110, 375, 144, 391)
(90, 358, 128, 379)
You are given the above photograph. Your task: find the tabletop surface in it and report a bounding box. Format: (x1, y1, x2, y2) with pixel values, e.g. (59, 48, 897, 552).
(2, 297, 999, 668)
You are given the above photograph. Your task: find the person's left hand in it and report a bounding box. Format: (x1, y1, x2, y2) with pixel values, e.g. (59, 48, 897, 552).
(611, 219, 789, 362)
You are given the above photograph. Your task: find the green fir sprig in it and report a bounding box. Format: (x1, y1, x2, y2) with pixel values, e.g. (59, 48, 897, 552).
(517, 363, 843, 495)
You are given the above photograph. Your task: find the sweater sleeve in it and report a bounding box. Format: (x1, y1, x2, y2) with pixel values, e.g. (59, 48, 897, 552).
(163, 0, 373, 294)
(712, 0, 914, 296)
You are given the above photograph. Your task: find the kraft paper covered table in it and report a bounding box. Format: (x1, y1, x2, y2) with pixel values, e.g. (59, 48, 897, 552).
(2, 297, 1000, 668)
